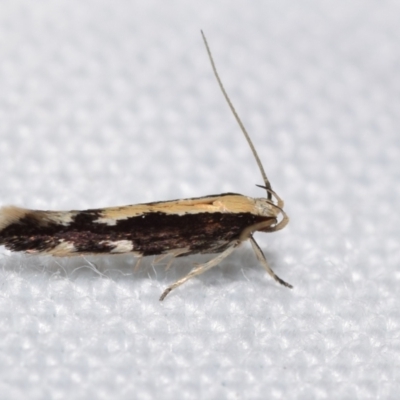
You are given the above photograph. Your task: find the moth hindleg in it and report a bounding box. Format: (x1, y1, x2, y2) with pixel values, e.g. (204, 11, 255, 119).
(159, 242, 239, 301)
(153, 248, 190, 271)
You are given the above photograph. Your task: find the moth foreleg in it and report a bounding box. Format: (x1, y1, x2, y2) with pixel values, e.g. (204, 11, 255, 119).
(159, 242, 239, 301)
(249, 235, 292, 288)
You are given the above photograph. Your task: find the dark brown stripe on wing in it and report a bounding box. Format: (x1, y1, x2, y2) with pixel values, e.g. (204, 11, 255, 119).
(0, 210, 273, 255)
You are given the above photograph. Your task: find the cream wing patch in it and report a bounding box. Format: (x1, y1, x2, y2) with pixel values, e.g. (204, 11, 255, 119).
(93, 194, 275, 225)
(100, 240, 134, 253)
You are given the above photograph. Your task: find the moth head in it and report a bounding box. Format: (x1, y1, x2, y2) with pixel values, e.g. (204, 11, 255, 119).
(254, 196, 288, 232)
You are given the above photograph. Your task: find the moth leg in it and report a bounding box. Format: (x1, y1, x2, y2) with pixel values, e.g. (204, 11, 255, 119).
(249, 235, 292, 288)
(153, 253, 170, 265)
(159, 243, 238, 301)
(165, 249, 190, 270)
(164, 256, 176, 271)
(154, 253, 177, 271)
(153, 249, 190, 271)
(133, 256, 143, 272)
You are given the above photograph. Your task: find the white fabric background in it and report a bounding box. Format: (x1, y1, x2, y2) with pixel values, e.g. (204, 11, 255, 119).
(0, 1, 399, 399)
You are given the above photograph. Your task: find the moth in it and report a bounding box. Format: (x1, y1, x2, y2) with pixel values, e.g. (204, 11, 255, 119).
(0, 31, 292, 300)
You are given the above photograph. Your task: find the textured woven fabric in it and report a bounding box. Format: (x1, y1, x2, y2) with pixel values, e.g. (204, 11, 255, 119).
(0, 1, 399, 399)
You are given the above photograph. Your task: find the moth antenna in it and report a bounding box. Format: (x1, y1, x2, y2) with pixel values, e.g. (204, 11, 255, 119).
(201, 30, 272, 198)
